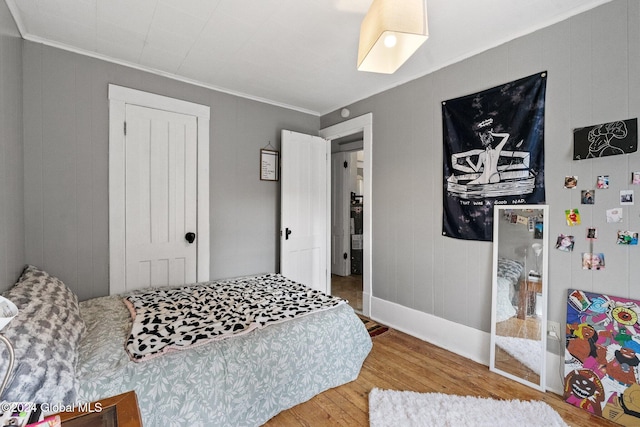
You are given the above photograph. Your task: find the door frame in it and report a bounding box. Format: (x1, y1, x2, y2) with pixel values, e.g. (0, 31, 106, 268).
(320, 113, 372, 317)
(108, 84, 210, 295)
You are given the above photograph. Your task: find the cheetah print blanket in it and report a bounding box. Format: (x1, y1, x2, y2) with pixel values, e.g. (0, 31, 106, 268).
(124, 274, 345, 361)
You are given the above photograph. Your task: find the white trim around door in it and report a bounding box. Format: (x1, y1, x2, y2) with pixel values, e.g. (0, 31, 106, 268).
(108, 84, 210, 295)
(320, 113, 372, 317)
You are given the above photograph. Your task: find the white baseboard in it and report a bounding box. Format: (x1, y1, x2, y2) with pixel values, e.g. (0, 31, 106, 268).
(370, 296, 564, 395)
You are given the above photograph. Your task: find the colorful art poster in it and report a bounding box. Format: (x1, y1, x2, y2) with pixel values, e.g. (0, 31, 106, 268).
(442, 72, 547, 241)
(565, 289, 640, 425)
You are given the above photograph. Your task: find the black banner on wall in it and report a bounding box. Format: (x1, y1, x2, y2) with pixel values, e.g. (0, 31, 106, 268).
(442, 72, 547, 241)
(573, 118, 638, 160)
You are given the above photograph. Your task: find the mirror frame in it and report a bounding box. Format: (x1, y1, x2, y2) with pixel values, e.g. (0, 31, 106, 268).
(489, 204, 549, 391)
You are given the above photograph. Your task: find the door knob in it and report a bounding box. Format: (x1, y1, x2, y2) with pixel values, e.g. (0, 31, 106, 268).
(285, 228, 292, 240)
(185, 232, 196, 244)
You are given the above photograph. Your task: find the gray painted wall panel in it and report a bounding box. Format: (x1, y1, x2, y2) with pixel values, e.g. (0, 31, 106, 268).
(22, 42, 319, 300)
(540, 20, 572, 325)
(592, 0, 629, 121)
(411, 77, 435, 314)
(630, 1, 640, 300)
(75, 55, 95, 297)
(22, 43, 43, 270)
(507, 32, 544, 79)
(321, 0, 640, 333)
(0, 3, 24, 291)
(41, 48, 79, 293)
(87, 59, 110, 297)
(570, 11, 594, 126)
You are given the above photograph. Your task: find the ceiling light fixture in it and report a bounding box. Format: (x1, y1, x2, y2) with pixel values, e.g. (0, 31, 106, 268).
(357, 0, 428, 74)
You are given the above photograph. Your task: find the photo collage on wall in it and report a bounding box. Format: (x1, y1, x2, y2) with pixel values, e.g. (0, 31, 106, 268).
(559, 123, 639, 267)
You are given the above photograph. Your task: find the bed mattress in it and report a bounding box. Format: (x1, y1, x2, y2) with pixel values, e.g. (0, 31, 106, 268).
(76, 281, 372, 426)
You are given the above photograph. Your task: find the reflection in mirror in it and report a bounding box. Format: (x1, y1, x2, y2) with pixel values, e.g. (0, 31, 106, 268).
(490, 205, 548, 391)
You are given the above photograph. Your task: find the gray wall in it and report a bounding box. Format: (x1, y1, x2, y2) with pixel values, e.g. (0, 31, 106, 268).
(22, 41, 319, 301)
(0, 3, 24, 292)
(321, 0, 640, 333)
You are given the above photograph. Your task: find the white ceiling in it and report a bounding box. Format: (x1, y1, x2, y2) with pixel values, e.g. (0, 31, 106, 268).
(5, 0, 612, 115)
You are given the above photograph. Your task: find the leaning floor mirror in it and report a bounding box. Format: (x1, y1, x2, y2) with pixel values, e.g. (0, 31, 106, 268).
(490, 205, 549, 391)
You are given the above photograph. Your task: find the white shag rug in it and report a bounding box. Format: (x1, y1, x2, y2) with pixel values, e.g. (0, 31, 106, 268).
(369, 389, 568, 427)
(495, 335, 542, 375)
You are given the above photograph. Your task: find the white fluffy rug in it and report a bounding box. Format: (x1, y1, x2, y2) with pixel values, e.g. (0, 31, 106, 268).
(495, 335, 542, 375)
(368, 389, 568, 427)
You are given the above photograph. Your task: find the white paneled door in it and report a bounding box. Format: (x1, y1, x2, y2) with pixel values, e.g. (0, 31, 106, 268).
(124, 105, 198, 290)
(331, 151, 352, 277)
(280, 130, 330, 293)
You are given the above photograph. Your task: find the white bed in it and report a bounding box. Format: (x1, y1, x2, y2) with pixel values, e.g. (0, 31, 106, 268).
(495, 257, 524, 322)
(0, 266, 372, 426)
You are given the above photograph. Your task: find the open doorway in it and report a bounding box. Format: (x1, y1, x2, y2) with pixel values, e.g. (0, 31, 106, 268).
(320, 113, 372, 317)
(331, 141, 364, 313)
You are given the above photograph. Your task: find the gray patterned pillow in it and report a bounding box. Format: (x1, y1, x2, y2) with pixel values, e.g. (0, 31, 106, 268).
(0, 265, 85, 404)
(497, 257, 524, 285)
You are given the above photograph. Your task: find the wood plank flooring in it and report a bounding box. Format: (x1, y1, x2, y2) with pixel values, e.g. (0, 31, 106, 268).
(331, 274, 363, 313)
(265, 325, 619, 427)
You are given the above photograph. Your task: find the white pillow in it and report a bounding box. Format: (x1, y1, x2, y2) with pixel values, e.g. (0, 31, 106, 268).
(495, 276, 517, 322)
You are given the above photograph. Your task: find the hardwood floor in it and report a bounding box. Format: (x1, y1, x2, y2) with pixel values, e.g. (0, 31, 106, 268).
(331, 274, 363, 312)
(265, 325, 619, 427)
(494, 316, 542, 384)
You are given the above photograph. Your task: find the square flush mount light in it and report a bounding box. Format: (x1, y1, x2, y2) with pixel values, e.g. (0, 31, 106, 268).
(357, 0, 428, 74)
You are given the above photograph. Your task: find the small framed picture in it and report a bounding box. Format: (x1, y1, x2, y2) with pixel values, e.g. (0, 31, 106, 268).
(527, 216, 536, 232)
(617, 230, 639, 245)
(586, 227, 597, 240)
(582, 253, 605, 270)
(534, 220, 544, 239)
(581, 190, 595, 204)
(620, 190, 634, 205)
(565, 209, 581, 226)
(606, 208, 623, 223)
(633, 171, 640, 185)
(260, 149, 279, 181)
(597, 175, 609, 189)
(564, 176, 578, 189)
(555, 234, 574, 252)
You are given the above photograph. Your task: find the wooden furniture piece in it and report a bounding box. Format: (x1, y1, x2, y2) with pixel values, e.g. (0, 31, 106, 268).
(517, 277, 542, 320)
(56, 391, 142, 427)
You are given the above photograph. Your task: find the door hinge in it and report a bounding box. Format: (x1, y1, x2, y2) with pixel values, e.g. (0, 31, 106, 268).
(343, 161, 348, 168)
(124, 121, 127, 135)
